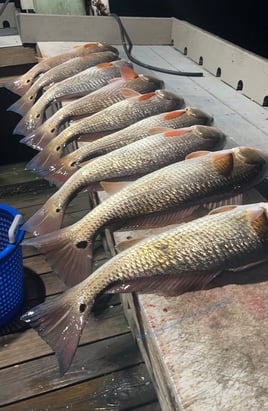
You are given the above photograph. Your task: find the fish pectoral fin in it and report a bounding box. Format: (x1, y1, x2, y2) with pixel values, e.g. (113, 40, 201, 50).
(100, 181, 131, 194)
(120, 66, 138, 80)
(148, 127, 174, 135)
(105, 271, 220, 296)
(185, 150, 211, 160)
(204, 194, 243, 212)
(163, 127, 192, 138)
(120, 88, 142, 99)
(228, 258, 268, 272)
(115, 238, 145, 252)
(208, 204, 241, 215)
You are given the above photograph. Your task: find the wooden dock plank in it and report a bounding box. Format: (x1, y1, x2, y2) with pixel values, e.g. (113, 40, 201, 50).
(0, 304, 128, 369)
(0, 333, 141, 406)
(1, 363, 156, 411)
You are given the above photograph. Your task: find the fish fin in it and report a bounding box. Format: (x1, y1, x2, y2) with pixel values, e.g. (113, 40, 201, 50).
(204, 194, 243, 211)
(117, 206, 200, 231)
(43, 169, 75, 188)
(115, 238, 145, 252)
(24, 148, 56, 174)
(22, 228, 94, 287)
(148, 127, 174, 135)
(100, 181, 131, 194)
(20, 288, 90, 375)
(20, 127, 53, 151)
(211, 151, 234, 176)
(4, 78, 31, 96)
(120, 66, 138, 80)
(138, 92, 155, 101)
(163, 109, 186, 120)
(208, 204, 240, 215)
(22, 198, 64, 235)
(43, 82, 55, 91)
(13, 117, 32, 136)
(185, 150, 211, 160)
(7, 95, 33, 115)
(96, 62, 113, 69)
(106, 271, 220, 296)
(120, 88, 141, 99)
(228, 258, 268, 272)
(163, 127, 192, 138)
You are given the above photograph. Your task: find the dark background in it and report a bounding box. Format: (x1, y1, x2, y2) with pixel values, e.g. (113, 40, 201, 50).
(109, 1, 267, 59)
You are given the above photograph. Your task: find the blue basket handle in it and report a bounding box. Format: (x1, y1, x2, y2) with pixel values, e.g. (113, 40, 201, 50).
(8, 214, 24, 244)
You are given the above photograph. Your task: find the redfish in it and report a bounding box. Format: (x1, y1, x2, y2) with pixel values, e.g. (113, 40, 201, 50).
(20, 69, 164, 151)
(22, 147, 268, 288)
(44, 107, 214, 183)
(14, 60, 132, 136)
(22, 125, 226, 234)
(21, 201, 268, 374)
(24, 90, 185, 174)
(8, 51, 119, 116)
(4, 42, 118, 96)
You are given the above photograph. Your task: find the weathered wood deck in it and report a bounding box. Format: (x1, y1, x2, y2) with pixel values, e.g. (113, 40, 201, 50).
(0, 169, 160, 410)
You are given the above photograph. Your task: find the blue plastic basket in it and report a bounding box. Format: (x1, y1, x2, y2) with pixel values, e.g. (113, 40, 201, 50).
(0, 203, 25, 327)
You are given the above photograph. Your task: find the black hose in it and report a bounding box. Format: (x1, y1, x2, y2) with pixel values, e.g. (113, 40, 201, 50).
(109, 13, 203, 77)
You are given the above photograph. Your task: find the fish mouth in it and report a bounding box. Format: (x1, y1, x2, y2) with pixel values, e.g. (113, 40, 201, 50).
(233, 146, 268, 165)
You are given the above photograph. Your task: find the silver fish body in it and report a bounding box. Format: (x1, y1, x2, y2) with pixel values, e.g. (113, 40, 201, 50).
(21, 72, 165, 150)
(15, 60, 132, 136)
(8, 51, 120, 116)
(21, 201, 268, 374)
(23, 147, 268, 289)
(51, 107, 213, 177)
(22, 125, 226, 235)
(4, 42, 118, 96)
(25, 90, 185, 173)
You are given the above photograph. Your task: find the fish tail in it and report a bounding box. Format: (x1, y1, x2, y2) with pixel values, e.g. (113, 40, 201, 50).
(44, 158, 78, 187)
(13, 112, 42, 137)
(21, 284, 93, 374)
(7, 93, 35, 116)
(4, 77, 32, 96)
(24, 143, 62, 174)
(22, 227, 94, 287)
(22, 197, 64, 235)
(23, 120, 61, 151)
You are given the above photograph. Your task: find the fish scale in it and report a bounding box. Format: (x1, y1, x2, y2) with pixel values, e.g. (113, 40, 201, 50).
(25, 90, 185, 173)
(54, 107, 213, 171)
(15, 60, 131, 136)
(22, 147, 268, 292)
(21, 202, 268, 375)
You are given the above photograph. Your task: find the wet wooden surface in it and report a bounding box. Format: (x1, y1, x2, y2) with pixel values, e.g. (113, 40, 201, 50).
(0, 181, 159, 411)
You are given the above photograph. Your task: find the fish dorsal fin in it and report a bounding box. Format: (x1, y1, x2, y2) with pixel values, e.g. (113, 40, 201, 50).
(208, 205, 239, 215)
(116, 238, 144, 252)
(163, 109, 186, 120)
(96, 62, 113, 69)
(120, 66, 138, 80)
(83, 43, 97, 49)
(101, 181, 131, 194)
(138, 92, 155, 101)
(120, 88, 141, 99)
(164, 127, 192, 138)
(148, 127, 174, 135)
(211, 151, 234, 176)
(185, 150, 211, 160)
(105, 271, 220, 296)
